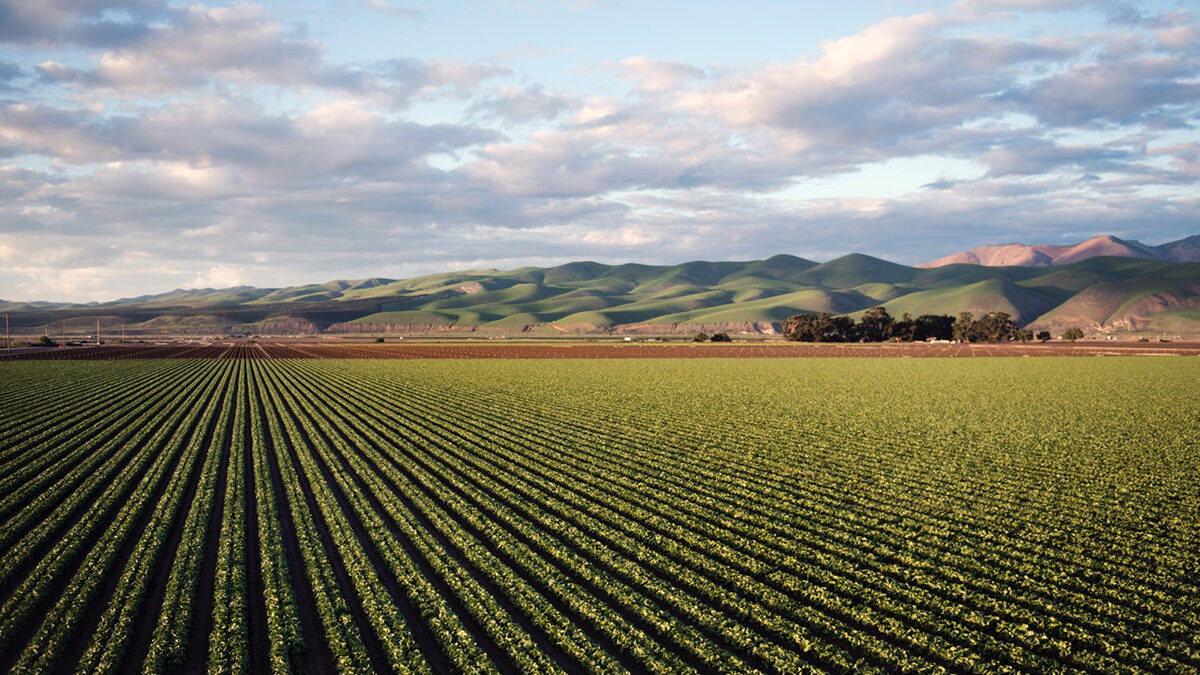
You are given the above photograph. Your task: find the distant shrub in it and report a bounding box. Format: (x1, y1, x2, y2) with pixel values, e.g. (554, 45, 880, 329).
(710, 332, 732, 342)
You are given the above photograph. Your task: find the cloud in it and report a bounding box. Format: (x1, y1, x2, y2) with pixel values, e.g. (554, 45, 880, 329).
(1006, 54, 1200, 127)
(0, 0, 166, 45)
(674, 12, 1074, 153)
(0, 97, 496, 175)
(613, 56, 704, 93)
(982, 138, 1134, 176)
(467, 84, 576, 122)
(25, 3, 506, 103)
(33, 4, 327, 94)
(0, 61, 23, 91)
(190, 264, 244, 288)
(377, 58, 511, 101)
(955, 0, 1091, 12)
(363, 0, 424, 20)
(2, 1, 1198, 302)
(574, 225, 662, 247)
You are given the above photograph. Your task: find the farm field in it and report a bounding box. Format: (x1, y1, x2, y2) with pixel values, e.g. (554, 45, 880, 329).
(0, 356, 1198, 673)
(4, 339, 1200, 361)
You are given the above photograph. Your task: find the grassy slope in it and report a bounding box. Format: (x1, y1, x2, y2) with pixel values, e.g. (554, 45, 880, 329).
(11, 254, 1200, 333)
(865, 279, 1059, 324)
(1031, 278, 1200, 329)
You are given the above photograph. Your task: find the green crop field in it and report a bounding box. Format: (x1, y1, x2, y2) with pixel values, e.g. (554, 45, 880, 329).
(0, 356, 1198, 673)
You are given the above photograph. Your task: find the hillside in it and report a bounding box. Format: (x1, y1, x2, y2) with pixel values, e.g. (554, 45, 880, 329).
(918, 234, 1199, 268)
(4, 253, 1200, 336)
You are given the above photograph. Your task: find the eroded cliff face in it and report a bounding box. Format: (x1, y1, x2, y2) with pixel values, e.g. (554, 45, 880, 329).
(613, 322, 781, 335)
(328, 323, 465, 333)
(1027, 285, 1200, 334)
(326, 320, 784, 335)
(253, 318, 320, 334)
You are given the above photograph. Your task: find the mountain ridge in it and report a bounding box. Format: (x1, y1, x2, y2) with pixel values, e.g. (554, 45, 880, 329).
(918, 234, 1199, 268)
(4, 250, 1200, 336)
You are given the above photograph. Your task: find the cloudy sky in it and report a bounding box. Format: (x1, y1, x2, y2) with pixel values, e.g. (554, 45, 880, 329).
(1, 0, 1198, 301)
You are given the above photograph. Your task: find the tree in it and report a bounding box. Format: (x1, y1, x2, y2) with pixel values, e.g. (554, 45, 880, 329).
(710, 332, 732, 342)
(781, 314, 820, 341)
(913, 314, 954, 341)
(1036, 330, 1051, 342)
(950, 311, 1022, 343)
(37, 335, 57, 347)
(858, 306, 894, 342)
(781, 313, 856, 342)
(1063, 327, 1084, 342)
(783, 311, 952, 343)
(1017, 329, 1033, 343)
(892, 312, 916, 342)
(692, 332, 709, 342)
(976, 312, 1018, 343)
(953, 312, 975, 342)
(815, 314, 856, 342)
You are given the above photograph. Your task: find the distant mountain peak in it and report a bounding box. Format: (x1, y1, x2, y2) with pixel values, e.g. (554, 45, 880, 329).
(918, 233, 1197, 268)
(1154, 234, 1200, 263)
(4, 249, 1200, 336)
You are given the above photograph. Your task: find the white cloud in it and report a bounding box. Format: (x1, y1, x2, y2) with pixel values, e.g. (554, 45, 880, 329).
(468, 84, 575, 122)
(1, 1, 1198, 302)
(0, 0, 166, 45)
(190, 265, 245, 289)
(614, 56, 704, 93)
(30, 4, 326, 94)
(576, 225, 662, 247)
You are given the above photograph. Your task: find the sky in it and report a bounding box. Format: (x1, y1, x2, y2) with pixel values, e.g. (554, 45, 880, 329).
(1, 0, 1198, 302)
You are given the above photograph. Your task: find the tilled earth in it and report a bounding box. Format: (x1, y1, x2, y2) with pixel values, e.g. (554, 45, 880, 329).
(3, 340, 1199, 360)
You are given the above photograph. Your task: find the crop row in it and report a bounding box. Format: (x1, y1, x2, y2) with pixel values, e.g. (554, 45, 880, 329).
(0, 356, 1196, 673)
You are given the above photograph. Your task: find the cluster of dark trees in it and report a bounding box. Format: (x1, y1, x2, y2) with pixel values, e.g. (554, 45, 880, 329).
(951, 311, 1030, 343)
(693, 332, 732, 342)
(783, 308, 953, 342)
(782, 307, 1060, 344)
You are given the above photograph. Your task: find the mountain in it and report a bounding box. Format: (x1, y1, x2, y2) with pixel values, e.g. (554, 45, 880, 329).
(917, 234, 1198, 268)
(1154, 235, 1200, 263)
(5, 251, 1200, 336)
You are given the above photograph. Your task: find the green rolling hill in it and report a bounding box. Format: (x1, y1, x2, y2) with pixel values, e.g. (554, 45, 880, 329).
(4, 254, 1199, 336)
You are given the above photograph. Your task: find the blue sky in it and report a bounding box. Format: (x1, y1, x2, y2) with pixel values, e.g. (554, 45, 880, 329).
(1, 0, 1197, 301)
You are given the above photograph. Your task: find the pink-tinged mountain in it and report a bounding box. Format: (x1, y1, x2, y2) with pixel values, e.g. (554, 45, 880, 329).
(917, 234, 1198, 268)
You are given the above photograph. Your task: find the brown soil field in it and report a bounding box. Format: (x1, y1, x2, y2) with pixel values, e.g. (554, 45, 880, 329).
(4, 340, 1200, 360)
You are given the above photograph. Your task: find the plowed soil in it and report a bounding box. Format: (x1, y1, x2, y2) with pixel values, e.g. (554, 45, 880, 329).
(4, 340, 1199, 360)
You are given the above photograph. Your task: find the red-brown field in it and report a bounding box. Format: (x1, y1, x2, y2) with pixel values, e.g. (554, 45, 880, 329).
(3, 340, 1199, 360)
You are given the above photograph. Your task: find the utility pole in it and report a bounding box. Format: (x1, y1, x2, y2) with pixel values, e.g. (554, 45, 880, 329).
(62, 319, 66, 347)
(96, 318, 100, 346)
(4, 312, 9, 350)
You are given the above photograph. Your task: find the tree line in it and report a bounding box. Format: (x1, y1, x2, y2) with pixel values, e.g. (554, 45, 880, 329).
(782, 307, 1078, 343)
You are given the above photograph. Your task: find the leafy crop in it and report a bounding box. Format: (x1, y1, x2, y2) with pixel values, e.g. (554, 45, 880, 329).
(0, 356, 1197, 673)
